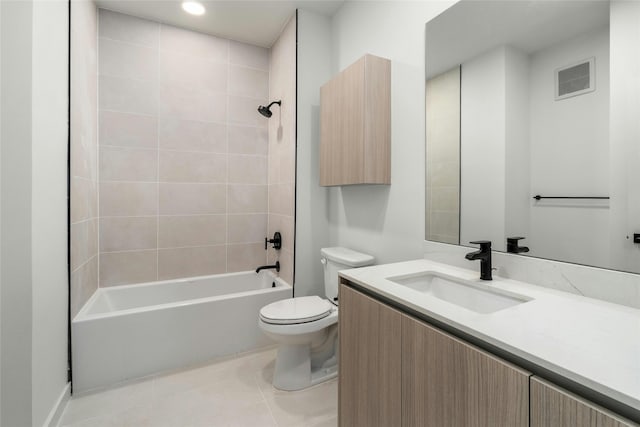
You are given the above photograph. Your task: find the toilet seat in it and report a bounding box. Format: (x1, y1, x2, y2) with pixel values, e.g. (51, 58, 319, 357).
(260, 296, 332, 325)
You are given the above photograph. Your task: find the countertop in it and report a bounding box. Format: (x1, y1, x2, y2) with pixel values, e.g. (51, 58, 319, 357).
(339, 259, 640, 414)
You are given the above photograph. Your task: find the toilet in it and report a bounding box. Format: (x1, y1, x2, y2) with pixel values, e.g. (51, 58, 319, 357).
(258, 247, 375, 391)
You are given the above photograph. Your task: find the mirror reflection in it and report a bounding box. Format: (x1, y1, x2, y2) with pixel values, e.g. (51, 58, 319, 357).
(425, 0, 640, 274)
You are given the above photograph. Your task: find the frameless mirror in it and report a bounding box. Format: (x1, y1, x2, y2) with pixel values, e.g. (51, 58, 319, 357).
(425, 0, 640, 274)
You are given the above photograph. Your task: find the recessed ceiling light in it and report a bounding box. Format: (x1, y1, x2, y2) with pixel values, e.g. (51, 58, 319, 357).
(182, 1, 205, 16)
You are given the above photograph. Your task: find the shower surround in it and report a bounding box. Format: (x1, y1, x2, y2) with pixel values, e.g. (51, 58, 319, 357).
(97, 10, 277, 287)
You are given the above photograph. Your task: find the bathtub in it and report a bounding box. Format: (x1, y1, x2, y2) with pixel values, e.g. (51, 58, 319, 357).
(72, 270, 291, 393)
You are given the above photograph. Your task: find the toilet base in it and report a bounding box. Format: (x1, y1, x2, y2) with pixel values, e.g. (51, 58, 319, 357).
(272, 343, 337, 391)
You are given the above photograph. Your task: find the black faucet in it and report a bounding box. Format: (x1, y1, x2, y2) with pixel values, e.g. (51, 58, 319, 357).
(255, 261, 280, 273)
(507, 237, 529, 254)
(465, 240, 492, 280)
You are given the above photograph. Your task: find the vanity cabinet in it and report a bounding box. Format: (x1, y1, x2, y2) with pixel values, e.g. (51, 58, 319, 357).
(339, 282, 639, 427)
(338, 284, 402, 427)
(339, 283, 529, 427)
(531, 377, 637, 427)
(320, 54, 391, 186)
(403, 315, 530, 426)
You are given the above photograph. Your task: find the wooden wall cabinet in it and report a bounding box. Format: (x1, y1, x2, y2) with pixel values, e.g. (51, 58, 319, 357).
(531, 377, 637, 427)
(320, 54, 391, 186)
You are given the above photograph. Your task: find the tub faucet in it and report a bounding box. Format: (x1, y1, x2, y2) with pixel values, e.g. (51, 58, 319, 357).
(465, 240, 492, 281)
(255, 261, 280, 273)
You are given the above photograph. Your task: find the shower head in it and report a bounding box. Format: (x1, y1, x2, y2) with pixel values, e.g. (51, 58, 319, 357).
(257, 100, 281, 118)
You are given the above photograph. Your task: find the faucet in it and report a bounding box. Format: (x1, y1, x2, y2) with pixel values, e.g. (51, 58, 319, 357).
(507, 237, 529, 254)
(255, 261, 280, 273)
(465, 240, 492, 280)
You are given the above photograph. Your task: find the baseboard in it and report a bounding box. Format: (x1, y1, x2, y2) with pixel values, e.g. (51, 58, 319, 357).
(43, 382, 71, 427)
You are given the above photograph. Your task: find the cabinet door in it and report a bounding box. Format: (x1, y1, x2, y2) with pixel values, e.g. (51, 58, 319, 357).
(531, 377, 638, 427)
(320, 58, 365, 186)
(339, 284, 402, 427)
(402, 316, 530, 427)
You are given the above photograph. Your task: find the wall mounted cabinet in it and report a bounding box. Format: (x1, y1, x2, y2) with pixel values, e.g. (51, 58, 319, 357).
(320, 54, 391, 186)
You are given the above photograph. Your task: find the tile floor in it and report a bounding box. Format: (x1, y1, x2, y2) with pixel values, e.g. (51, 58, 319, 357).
(58, 347, 337, 427)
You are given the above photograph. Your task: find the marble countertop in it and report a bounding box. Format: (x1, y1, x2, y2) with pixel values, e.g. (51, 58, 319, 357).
(339, 259, 640, 412)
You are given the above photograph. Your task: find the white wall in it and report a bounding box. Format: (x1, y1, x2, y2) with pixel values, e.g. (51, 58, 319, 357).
(528, 26, 610, 267)
(609, 0, 640, 273)
(1, 1, 34, 424)
(504, 46, 531, 243)
(327, 1, 454, 266)
(32, 1, 70, 425)
(460, 46, 507, 250)
(1, 1, 69, 425)
(295, 9, 332, 296)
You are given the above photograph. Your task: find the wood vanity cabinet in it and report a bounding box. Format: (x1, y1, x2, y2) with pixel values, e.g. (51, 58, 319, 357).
(320, 54, 391, 186)
(402, 315, 530, 426)
(338, 284, 402, 427)
(339, 283, 529, 427)
(531, 377, 638, 427)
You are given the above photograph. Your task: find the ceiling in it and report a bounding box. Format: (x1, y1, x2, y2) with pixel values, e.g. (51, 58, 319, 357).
(426, 0, 610, 79)
(95, 0, 345, 48)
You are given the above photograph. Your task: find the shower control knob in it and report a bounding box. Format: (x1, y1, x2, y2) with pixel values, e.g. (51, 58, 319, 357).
(265, 231, 282, 250)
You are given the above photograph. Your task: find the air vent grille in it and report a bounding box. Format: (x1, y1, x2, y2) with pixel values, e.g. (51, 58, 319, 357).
(555, 57, 595, 100)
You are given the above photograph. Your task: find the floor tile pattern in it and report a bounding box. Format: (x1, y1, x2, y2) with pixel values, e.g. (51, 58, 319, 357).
(58, 348, 337, 427)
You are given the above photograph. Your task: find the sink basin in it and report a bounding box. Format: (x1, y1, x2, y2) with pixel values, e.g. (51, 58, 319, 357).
(386, 272, 531, 314)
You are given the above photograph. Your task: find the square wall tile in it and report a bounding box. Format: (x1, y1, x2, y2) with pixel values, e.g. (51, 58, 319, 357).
(159, 51, 227, 94)
(228, 66, 269, 99)
(100, 250, 158, 287)
(228, 155, 267, 185)
(99, 146, 157, 182)
(99, 38, 158, 82)
(71, 218, 99, 271)
(158, 246, 226, 280)
(228, 95, 269, 127)
(159, 24, 228, 60)
(159, 83, 226, 122)
(229, 40, 269, 71)
(159, 119, 226, 153)
(99, 9, 159, 47)
(99, 182, 158, 217)
(228, 185, 267, 214)
(158, 215, 226, 248)
(227, 243, 266, 273)
(159, 183, 226, 215)
(71, 255, 98, 317)
(159, 151, 226, 183)
(100, 216, 157, 252)
(228, 214, 267, 244)
(228, 126, 267, 155)
(71, 177, 97, 223)
(99, 111, 158, 148)
(99, 75, 158, 115)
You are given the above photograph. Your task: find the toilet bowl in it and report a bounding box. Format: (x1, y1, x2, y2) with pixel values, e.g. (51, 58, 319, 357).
(258, 247, 374, 391)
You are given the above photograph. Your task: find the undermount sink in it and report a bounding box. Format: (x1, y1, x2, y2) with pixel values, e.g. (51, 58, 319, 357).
(386, 272, 531, 314)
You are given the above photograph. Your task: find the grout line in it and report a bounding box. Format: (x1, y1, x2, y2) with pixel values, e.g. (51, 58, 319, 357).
(156, 24, 161, 282)
(225, 44, 230, 274)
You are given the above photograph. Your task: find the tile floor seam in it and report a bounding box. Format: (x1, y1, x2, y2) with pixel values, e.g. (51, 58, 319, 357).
(255, 370, 280, 427)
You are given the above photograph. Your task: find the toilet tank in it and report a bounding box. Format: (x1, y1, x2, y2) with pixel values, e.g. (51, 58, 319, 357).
(320, 247, 375, 304)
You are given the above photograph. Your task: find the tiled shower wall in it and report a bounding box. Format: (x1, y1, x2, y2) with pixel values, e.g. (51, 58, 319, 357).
(97, 10, 272, 286)
(70, 0, 99, 317)
(267, 15, 297, 286)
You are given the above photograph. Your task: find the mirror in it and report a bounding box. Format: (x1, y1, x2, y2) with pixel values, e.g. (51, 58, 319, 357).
(425, 0, 640, 274)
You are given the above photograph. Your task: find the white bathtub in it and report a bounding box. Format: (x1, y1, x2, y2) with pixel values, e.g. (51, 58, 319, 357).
(72, 270, 291, 393)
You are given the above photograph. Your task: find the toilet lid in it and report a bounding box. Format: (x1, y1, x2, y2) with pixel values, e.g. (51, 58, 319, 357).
(260, 296, 333, 325)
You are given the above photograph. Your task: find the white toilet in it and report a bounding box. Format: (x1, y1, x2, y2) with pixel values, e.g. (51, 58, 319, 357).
(258, 247, 374, 391)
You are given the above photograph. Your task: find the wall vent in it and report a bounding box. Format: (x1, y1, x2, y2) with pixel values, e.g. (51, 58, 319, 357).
(555, 57, 595, 100)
